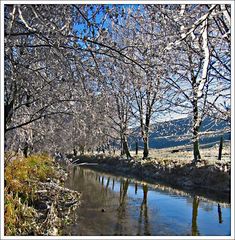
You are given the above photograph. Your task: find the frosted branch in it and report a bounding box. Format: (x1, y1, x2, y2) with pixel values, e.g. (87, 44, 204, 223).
(221, 5, 231, 26)
(165, 5, 216, 50)
(197, 19, 210, 98)
(18, 6, 36, 31)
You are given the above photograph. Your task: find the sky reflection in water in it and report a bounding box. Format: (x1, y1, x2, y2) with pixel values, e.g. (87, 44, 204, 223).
(63, 166, 231, 236)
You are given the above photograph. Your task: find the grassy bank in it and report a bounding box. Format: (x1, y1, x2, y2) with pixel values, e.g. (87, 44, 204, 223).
(4, 153, 80, 236)
(72, 146, 230, 202)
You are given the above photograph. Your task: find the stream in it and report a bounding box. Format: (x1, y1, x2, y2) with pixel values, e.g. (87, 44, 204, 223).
(63, 165, 231, 236)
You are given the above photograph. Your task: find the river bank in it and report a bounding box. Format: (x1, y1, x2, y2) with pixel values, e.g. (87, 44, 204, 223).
(62, 165, 231, 236)
(4, 153, 80, 236)
(72, 152, 231, 203)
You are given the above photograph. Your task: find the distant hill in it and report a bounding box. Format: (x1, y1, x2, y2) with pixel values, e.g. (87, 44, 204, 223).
(130, 117, 230, 150)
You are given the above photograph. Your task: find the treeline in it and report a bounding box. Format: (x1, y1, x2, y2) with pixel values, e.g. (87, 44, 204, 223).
(4, 4, 231, 162)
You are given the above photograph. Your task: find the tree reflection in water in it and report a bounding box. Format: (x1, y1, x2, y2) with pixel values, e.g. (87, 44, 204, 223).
(135, 183, 138, 195)
(64, 167, 230, 236)
(137, 184, 151, 235)
(192, 196, 200, 236)
(114, 179, 130, 235)
(218, 204, 223, 224)
(105, 177, 110, 190)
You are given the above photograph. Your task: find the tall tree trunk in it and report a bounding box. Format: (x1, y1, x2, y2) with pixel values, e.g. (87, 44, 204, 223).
(193, 127, 201, 162)
(123, 136, 131, 159)
(218, 136, 223, 160)
(120, 136, 124, 155)
(142, 112, 150, 159)
(135, 139, 139, 155)
(73, 148, 77, 157)
(192, 94, 201, 163)
(23, 141, 29, 158)
(143, 135, 149, 159)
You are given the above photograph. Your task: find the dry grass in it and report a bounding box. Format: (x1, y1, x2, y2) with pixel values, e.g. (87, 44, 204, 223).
(4, 153, 55, 235)
(4, 153, 80, 236)
(129, 143, 231, 164)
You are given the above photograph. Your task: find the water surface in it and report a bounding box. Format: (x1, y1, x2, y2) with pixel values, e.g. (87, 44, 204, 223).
(63, 166, 231, 236)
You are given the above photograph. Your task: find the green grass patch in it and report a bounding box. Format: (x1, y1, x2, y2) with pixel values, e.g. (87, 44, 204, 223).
(4, 153, 57, 235)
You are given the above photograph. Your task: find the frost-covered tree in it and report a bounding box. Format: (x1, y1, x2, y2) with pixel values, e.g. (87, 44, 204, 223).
(158, 4, 231, 162)
(4, 4, 231, 162)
